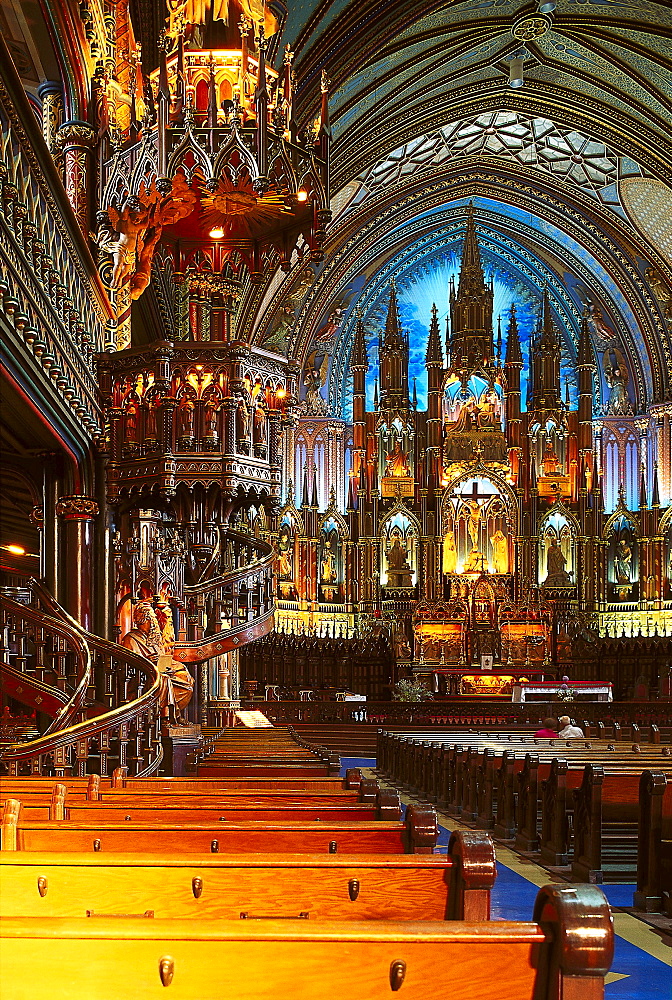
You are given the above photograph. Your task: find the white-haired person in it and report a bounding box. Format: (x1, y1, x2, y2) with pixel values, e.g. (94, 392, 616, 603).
(558, 715, 583, 738)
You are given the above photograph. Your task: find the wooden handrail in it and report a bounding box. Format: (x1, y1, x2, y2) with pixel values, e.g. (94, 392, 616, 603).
(0, 580, 161, 777)
(174, 528, 276, 664)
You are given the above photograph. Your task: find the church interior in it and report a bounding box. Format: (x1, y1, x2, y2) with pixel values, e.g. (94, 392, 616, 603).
(1, 0, 672, 995)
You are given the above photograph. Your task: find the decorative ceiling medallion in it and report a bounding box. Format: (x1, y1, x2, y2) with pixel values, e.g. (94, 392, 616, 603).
(512, 13, 553, 41)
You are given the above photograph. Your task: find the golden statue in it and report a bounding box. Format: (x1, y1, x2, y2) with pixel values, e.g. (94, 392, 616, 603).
(463, 499, 484, 551)
(490, 529, 508, 574)
(542, 440, 561, 477)
(320, 540, 337, 583)
(442, 528, 457, 575)
(385, 440, 410, 477)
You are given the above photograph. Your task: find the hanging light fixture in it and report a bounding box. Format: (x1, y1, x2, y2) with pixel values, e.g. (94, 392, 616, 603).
(98, 0, 331, 306)
(508, 49, 526, 88)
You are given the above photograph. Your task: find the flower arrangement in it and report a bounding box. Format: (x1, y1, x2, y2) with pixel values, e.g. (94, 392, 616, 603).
(556, 686, 576, 702)
(393, 678, 433, 702)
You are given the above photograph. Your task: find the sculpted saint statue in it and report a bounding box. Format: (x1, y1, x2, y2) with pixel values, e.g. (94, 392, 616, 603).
(544, 537, 572, 587)
(178, 398, 194, 438)
(615, 538, 632, 583)
(541, 441, 561, 477)
(442, 529, 457, 575)
(204, 401, 219, 438)
(386, 537, 412, 586)
(120, 602, 194, 721)
(385, 440, 410, 477)
(490, 529, 508, 574)
(320, 540, 337, 583)
(237, 397, 251, 441)
(253, 405, 267, 444)
(277, 527, 293, 579)
(124, 401, 139, 442)
(144, 399, 158, 440)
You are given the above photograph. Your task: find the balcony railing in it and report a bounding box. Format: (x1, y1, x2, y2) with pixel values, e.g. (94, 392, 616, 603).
(0, 35, 113, 436)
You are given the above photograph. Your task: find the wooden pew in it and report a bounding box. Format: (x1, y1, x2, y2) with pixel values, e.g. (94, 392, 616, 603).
(0, 829, 495, 921)
(0, 768, 364, 798)
(1, 801, 439, 854)
(0, 769, 380, 817)
(0, 782, 402, 823)
(634, 769, 672, 913)
(376, 729, 672, 880)
(0, 883, 614, 1000)
(56, 799, 401, 823)
(114, 773, 361, 794)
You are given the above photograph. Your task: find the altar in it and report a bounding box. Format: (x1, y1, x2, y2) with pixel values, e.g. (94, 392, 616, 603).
(512, 681, 614, 703)
(430, 666, 549, 697)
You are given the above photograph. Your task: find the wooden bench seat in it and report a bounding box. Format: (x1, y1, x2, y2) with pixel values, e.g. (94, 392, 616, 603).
(376, 729, 672, 881)
(1, 770, 362, 796)
(13, 778, 398, 823)
(0, 829, 495, 921)
(1, 801, 439, 854)
(635, 770, 672, 913)
(0, 883, 613, 1000)
(197, 764, 334, 777)
(57, 801, 400, 823)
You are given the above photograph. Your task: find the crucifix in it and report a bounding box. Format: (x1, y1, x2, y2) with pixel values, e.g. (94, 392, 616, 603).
(459, 478, 499, 552)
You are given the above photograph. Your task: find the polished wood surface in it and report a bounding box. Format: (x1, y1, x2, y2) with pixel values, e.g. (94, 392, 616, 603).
(0, 852, 470, 921)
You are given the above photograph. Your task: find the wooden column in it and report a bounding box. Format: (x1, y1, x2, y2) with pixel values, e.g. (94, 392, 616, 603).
(55, 495, 99, 630)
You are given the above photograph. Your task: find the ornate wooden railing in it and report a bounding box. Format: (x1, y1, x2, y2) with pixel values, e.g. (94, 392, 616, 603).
(174, 530, 276, 664)
(0, 580, 161, 777)
(0, 35, 114, 434)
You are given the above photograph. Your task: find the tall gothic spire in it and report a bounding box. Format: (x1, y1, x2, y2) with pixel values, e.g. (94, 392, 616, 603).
(382, 280, 405, 352)
(456, 202, 487, 300)
(351, 315, 368, 368)
(425, 303, 444, 366)
(529, 285, 562, 411)
(379, 281, 409, 409)
(504, 303, 523, 366)
(448, 202, 494, 367)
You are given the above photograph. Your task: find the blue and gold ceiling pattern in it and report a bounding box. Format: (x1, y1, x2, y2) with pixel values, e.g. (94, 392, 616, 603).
(248, 0, 671, 411)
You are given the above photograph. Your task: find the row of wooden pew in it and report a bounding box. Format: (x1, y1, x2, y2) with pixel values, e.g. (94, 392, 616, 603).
(636, 768, 672, 914)
(377, 727, 672, 895)
(0, 727, 615, 998)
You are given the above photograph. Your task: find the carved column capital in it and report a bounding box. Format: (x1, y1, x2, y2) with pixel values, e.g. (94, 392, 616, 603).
(56, 120, 97, 151)
(29, 505, 44, 529)
(56, 495, 100, 520)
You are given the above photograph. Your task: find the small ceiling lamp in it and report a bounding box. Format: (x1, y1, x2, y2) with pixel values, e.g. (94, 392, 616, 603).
(509, 50, 526, 88)
(538, 1, 556, 12)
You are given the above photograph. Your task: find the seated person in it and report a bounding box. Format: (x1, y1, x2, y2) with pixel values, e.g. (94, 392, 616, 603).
(534, 717, 559, 738)
(558, 715, 583, 738)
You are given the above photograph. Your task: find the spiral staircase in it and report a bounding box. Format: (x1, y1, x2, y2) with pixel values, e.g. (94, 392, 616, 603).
(0, 531, 275, 777)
